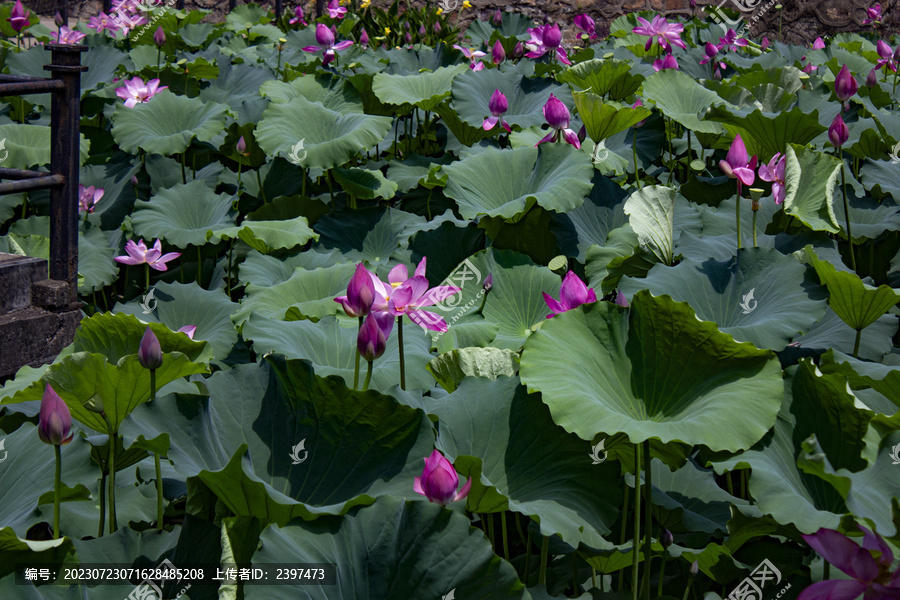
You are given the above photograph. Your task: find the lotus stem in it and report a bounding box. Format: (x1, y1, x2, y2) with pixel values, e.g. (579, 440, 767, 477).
(681, 568, 694, 600)
(573, 553, 580, 595)
(108, 434, 117, 533)
(539, 535, 549, 585)
(619, 482, 630, 591)
(501, 512, 509, 559)
(633, 133, 641, 189)
(53, 445, 61, 539)
(525, 527, 532, 585)
(824, 561, 830, 580)
(98, 471, 106, 537)
(752, 211, 758, 248)
(658, 552, 668, 597)
(354, 316, 363, 390)
(486, 513, 495, 546)
(361, 360, 373, 392)
(853, 329, 862, 359)
(642, 439, 652, 600)
(632, 443, 642, 600)
(740, 469, 747, 500)
(398, 316, 406, 390)
(593, 568, 598, 590)
(840, 161, 856, 271)
(257, 169, 267, 203)
(237, 155, 243, 195)
(226, 239, 234, 296)
(155, 452, 164, 530)
(736, 182, 743, 250)
(145, 264, 150, 293)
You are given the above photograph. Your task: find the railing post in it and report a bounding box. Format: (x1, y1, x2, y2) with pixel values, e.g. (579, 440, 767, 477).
(229, 0, 236, 11)
(43, 44, 87, 308)
(275, 0, 282, 18)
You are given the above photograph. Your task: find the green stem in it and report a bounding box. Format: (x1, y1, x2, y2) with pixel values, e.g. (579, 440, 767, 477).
(538, 534, 549, 586)
(840, 161, 856, 271)
(354, 317, 363, 390)
(658, 553, 668, 597)
(108, 433, 117, 534)
(53, 445, 61, 539)
(752, 210, 758, 248)
(501, 512, 509, 559)
(486, 512, 495, 547)
(593, 568, 598, 591)
(98, 471, 106, 538)
(256, 169, 268, 203)
(735, 183, 743, 251)
(642, 439, 652, 600)
(237, 156, 243, 195)
(573, 553, 580, 595)
(681, 572, 694, 600)
(226, 239, 234, 296)
(525, 527, 532, 586)
(155, 452, 164, 530)
(726, 471, 734, 496)
(633, 131, 641, 189)
(740, 469, 747, 500)
(398, 316, 406, 391)
(361, 360, 373, 391)
(632, 443, 642, 600)
(156, 47, 161, 76)
(619, 483, 630, 591)
(145, 264, 150, 293)
(853, 329, 862, 359)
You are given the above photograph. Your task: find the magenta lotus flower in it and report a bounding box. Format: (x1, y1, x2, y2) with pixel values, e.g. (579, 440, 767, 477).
(828, 113, 849, 148)
(536, 94, 580, 149)
(359, 28, 369, 46)
(88, 12, 122, 34)
(632, 15, 686, 52)
(543, 271, 597, 318)
(138, 326, 163, 370)
(453, 45, 486, 71)
(758, 153, 786, 205)
(177, 325, 196, 339)
(524, 24, 571, 65)
(289, 5, 307, 25)
(717, 28, 748, 52)
(574, 14, 597, 40)
(115, 76, 168, 108)
(78, 184, 104, 213)
(801, 62, 817, 74)
(39, 385, 73, 446)
(153, 26, 166, 47)
(875, 40, 897, 73)
(303, 23, 354, 67)
(799, 527, 900, 600)
(357, 311, 393, 361)
(414, 450, 472, 505)
(335, 263, 377, 318)
(492, 39, 506, 64)
(483, 89, 511, 132)
(114, 239, 181, 271)
(863, 3, 881, 24)
(52, 26, 86, 44)
(652, 53, 679, 71)
(761, 36, 770, 50)
(834, 65, 858, 106)
(719, 134, 757, 186)
(325, 0, 346, 19)
(812, 37, 826, 49)
(8, 0, 29, 33)
(369, 258, 460, 332)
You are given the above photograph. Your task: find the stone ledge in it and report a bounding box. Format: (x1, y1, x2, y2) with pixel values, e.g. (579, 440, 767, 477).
(0, 307, 82, 380)
(0, 253, 48, 314)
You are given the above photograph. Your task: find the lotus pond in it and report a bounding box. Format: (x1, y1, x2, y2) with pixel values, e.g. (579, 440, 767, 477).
(0, 1, 899, 598)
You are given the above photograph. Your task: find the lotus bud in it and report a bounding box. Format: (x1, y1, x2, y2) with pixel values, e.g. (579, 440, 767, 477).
(434, 21, 441, 33)
(828, 113, 848, 148)
(236, 135, 247, 155)
(405, 31, 412, 44)
(8, 0, 29, 33)
(403, 20, 410, 30)
(131, 174, 139, 186)
(660, 529, 674, 549)
(543, 94, 570, 130)
(413, 449, 472, 505)
(513, 41, 524, 58)
(153, 26, 166, 47)
(761, 36, 769, 50)
(335, 263, 376, 317)
(867, 68, 878, 88)
(812, 37, 825, 49)
(834, 64, 857, 102)
(492, 39, 505, 64)
(577, 124, 586, 144)
(54, 11, 64, 27)
(315, 23, 334, 47)
(690, 561, 699, 576)
(38, 385, 73, 446)
(418, 24, 425, 37)
(542, 24, 561, 49)
(615, 290, 629, 307)
(493, 9, 502, 26)
(360, 28, 369, 45)
(483, 273, 493, 291)
(138, 326, 163, 370)
(357, 312, 388, 361)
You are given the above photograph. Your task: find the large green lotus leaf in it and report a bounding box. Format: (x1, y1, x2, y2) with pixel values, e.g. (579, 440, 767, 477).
(619, 249, 827, 351)
(260, 74, 364, 113)
(641, 69, 729, 134)
(238, 248, 348, 288)
(549, 172, 629, 263)
(861, 160, 900, 202)
(427, 347, 520, 393)
(782, 144, 842, 234)
(429, 377, 620, 550)
(245, 496, 527, 599)
(557, 58, 644, 101)
(573, 91, 652, 143)
(198, 60, 272, 124)
(519, 291, 783, 450)
(242, 315, 435, 394)
(78, 225, 117, 294)
(111, 91, 228, 155)
(373, 64, 467, 111)
(131, 180, 236, 249)
(794, 308, 898, 362)
(232, 263, 357, 325)
(443, 144, 592, 220)
(256, 96, 392, 170)
(180, 359, 435, 524)
(805, 246, 900, 331)
(5, 351, 207, 434)
(464, 13, 534, 45)
(0, 124, 89, 169)
(210, 215, 318, 254)
(708, 364, 851, 534)
(706, 106, 827, 163)
(434, 101, 496, 147)
(832, 194, 900, 243)
(819, 349, 900, 408)
(0, 528, 74, 583)
(111, 283, 238, 362)
(332, 167, 398, 200)
(624, 184, 677, 265)
(451, 67, 575, 130)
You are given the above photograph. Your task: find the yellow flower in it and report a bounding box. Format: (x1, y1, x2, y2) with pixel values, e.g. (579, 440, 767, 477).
(360, 0, 370, 7)
(436, 7, 442, 13)
(462, 0, 471, 8)
(384, 27, 391, 34)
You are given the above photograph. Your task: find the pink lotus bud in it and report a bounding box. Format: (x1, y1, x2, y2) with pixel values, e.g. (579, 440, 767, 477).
(54, 11, 64, 27)
(493, 9, 502, 26)
(413, 449, 472, 505)
(828, 113, 848, 148)
(153, 26, 166, 47)
(357, 312, 392, 361)
(8, 0, 29, 33)
(615, 290, 629, 307)
(315, 23, 334, 47)
(335, 263, 376, 318)
(513, 41, 524, 57)
(488, 89, 507, 115)
(542, 24, 561, 49)
(38, 385, 73, 446)
(418, 24, 425, 37)
(492, 39, 505, 64)
(360, 28, 369, 46)
(761, 36, 769, 50)
(812, 37, 825, 49)
(834, 64, 857, 102)
(405, 31, 412, 44)
(138, 326, 163, 370)
(236, 135, 247, 154)
(434, 22, 441, 33)
(867, 68, 878, 87)
(543, 94, 570, 130)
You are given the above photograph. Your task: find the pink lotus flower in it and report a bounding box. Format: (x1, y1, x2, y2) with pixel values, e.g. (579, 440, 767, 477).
(863, 3, 881, 24)
(88, 12, 122, 34)
(78, 184, 104, 213)
(357, 311, 393, 361)
(536, 94, 580, 149)
(812, 37, 826, 49)
(177, 325, 197, 339)
(335, 263, 376, 318)
(875, 40, 897, 73)
(543, 271, 597, 318)
(52, 26, 86, 44)
(289, 5, 307, 25)
(798, 527, 900, 600)
(453, 45, 486, 71)
(115, 76, 168, 108)
(369, 258, 460, 332)
(114, 239, 181, 271)
(325, 0, 346, 19)
(8, 0, 30, 33)
(801, 62, 818, 74)
(574, 14, 597, 41)
(38, 385, 73, 446)
(632, 15, 686, 52)
(413, 450, 472, 505)
(652, 53, 679, 71)
(482, 89, 511, 133)
(303, 23, 354, 67)
(719, 134, 757, 186)
(758, 153, 786, 204)
(524, 24, 571, 65)
(632, 98, 647, 128)
(717, 28, 748, 52)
